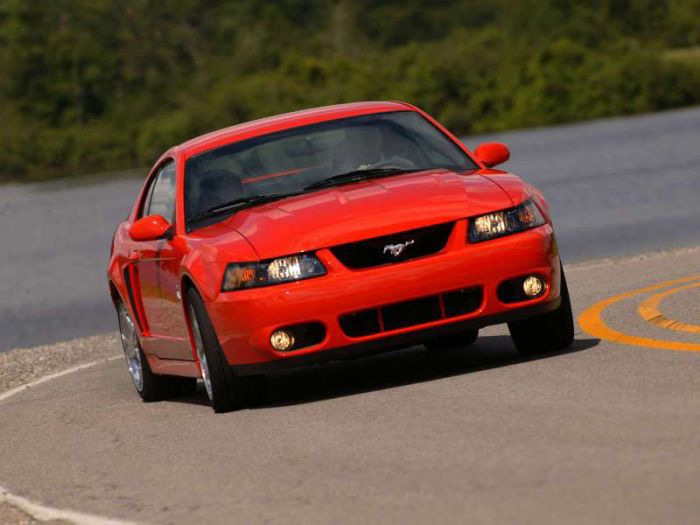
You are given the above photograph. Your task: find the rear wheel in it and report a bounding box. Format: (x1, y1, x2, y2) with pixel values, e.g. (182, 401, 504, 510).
(117, 300, 196, 401)
(187, 287, 266, 413)
(424, 329, 479, 352)
(507, 266, 574, 356)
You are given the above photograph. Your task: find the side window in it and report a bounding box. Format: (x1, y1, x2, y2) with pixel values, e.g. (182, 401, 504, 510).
(140, 177, 157, 218)
(142, 161, 176, 222)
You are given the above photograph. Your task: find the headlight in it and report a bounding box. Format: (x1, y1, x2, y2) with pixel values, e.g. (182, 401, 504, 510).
(469, 199, 545, 243)
(221, 254, 326, 291)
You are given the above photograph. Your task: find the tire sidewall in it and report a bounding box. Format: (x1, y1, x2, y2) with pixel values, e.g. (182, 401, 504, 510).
(186, 287, 237, 412)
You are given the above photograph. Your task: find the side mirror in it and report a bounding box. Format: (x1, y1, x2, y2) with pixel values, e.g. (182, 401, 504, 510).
(129, 215, 171, 242)
(474, 142, 510, 168)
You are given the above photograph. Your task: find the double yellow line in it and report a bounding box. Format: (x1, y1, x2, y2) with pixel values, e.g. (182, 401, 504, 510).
(578, 274, 700, 352)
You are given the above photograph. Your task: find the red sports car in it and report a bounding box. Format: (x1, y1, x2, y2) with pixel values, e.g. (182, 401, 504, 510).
(108, 101, 573, 412)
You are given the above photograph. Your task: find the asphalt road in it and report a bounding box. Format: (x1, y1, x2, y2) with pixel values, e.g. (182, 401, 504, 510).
(1, 249, 699, 524)
(1, 106, 699, 352)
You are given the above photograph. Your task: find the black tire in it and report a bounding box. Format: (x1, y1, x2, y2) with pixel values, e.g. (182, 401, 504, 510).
(507, 265, 574, 356)
(116, 299, 196, 402)
(186, 287, 266, 413)
(424, 329, 479, 352)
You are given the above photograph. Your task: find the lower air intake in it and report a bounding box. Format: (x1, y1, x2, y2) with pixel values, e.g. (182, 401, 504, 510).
(339, 287, 483, 338)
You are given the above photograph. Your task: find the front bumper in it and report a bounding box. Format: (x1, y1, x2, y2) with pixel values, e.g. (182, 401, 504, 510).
(206, 221, 561, 373)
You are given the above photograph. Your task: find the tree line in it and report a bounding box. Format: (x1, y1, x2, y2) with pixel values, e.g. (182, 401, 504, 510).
(1, 0, 699, 181)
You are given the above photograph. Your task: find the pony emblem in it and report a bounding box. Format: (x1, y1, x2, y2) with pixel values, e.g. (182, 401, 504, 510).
(383, 240, 415, 257)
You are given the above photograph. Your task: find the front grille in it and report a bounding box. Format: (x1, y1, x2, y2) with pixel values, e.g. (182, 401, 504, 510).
(339, 310, 381, 338)
(443, 287, 484, 317)
(331, 222, 454, 269)
(339, 287, 483, 338)
(382, 296, 442, 331)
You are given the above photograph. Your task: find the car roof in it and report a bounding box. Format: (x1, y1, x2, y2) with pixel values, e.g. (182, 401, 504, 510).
(176, 101, 414, 158)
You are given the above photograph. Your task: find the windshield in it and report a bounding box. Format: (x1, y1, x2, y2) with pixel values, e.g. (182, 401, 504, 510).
(184, 111, 478, 228)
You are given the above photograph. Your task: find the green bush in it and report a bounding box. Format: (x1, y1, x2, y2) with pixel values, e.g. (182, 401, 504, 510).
(1, 0, 699, 181)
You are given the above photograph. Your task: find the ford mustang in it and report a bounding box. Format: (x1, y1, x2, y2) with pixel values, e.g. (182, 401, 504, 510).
(108, 101, 574, 412)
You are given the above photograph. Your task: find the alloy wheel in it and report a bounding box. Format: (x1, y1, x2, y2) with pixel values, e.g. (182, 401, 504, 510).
(189, 305, 214, 400)
(118, 303, 144, 392)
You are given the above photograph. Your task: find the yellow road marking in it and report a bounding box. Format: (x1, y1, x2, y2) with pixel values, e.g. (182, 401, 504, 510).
(578, 274, 700, 352)
(638, 282, 700, 334)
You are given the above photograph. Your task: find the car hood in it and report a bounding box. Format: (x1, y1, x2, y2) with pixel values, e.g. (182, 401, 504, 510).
(214, 169, 515, 260)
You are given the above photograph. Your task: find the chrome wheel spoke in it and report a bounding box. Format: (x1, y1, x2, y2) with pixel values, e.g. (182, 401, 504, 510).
(118, 303, 144, 392)
(190, 306, 213, 400)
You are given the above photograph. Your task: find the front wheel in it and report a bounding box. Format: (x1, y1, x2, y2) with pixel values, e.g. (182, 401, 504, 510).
(117, 300, 196, 401)
(507, 266, 574, 356)
(187, 288, 266, 413)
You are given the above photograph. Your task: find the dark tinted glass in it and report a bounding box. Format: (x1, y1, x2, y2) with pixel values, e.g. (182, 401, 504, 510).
(185, 111, 477, 224)
(144, 161, 176, 222)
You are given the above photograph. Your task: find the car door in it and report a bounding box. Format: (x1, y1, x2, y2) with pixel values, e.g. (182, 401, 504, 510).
(131, 160, 192, 360)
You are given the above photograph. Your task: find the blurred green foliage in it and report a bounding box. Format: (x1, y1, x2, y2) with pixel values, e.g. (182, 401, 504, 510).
(1, 0, 699, 181)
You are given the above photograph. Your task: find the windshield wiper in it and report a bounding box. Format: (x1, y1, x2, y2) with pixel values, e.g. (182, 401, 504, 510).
(190, 167, 428, 224)
(189, 192, 302, 224)
(303, 167, 424, 191)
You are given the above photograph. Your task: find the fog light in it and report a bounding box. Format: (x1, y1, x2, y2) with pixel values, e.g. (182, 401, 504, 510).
(523, 275, 544, 297)
(270, 330, 295, 351)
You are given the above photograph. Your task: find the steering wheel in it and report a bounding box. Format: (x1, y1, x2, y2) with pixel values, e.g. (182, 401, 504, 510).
(368, 156, 416, 170)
